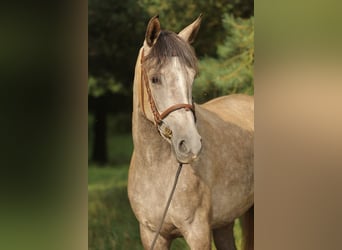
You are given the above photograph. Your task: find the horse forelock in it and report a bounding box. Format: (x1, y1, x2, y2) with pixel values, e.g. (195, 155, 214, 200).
(144, 31, 198, 73)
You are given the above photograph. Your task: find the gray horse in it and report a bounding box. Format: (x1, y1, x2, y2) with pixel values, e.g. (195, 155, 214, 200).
(128, 15, 254, 250)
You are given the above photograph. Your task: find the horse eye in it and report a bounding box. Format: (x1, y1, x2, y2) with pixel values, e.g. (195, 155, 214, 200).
(151, 76, 160, 84)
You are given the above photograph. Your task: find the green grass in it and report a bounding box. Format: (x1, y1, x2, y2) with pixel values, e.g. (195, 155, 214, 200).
(89, 165, 141, 250)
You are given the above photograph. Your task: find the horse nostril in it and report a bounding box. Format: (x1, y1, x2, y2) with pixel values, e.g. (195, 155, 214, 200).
(178, 140, 189, 154)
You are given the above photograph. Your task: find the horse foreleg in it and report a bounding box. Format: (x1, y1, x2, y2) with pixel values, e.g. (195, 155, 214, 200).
(213, 222, 236, 250)
(181, 213, 212, 250)
(139, 223, 171, 250)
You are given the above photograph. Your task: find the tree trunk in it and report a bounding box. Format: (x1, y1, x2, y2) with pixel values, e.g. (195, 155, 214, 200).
(91, 96, 108, 165)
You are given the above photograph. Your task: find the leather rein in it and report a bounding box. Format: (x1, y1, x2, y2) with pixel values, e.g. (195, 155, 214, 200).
(140, 49, 195, 137)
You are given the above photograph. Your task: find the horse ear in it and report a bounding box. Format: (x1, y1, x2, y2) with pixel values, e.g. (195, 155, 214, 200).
(145, 15, 161, 47)
(178, 14, 202, 44)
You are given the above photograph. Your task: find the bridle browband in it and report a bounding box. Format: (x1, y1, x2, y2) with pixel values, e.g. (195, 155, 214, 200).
(140, 48, 196, 136)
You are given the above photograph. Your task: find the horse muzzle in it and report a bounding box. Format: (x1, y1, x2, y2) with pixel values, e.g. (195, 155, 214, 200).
(173, 134, 202, 164)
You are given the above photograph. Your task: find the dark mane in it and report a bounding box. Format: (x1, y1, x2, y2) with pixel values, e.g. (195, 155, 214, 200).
(145, 31, 198, 72)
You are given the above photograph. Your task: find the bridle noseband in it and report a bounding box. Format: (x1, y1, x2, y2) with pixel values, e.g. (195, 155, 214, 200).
(140, 49, 196, 138)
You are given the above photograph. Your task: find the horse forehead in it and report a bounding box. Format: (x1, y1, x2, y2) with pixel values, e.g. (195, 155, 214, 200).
(170, 57, 183, 67)
(160, 57, 195, 76)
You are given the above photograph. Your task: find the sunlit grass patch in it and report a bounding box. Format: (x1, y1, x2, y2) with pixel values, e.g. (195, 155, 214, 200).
(89, 166, 142, 250)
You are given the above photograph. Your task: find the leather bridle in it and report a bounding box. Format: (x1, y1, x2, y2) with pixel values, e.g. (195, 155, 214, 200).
(140, 49, 196, 137)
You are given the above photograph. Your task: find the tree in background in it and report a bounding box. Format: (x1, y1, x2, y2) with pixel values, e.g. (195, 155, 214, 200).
(193, 14, 254, 103)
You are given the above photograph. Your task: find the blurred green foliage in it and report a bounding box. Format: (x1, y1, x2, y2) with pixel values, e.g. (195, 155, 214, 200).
(88, 76, 122, 97)
(138, 0, 232, 56)
(193, 14, 254, 103)
(88, 0, 149, 96)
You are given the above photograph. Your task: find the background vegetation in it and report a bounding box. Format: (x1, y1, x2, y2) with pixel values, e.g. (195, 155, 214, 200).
(89, 0, 253, 249)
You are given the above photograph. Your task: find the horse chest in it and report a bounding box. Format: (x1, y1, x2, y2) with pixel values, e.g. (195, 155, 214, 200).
(128, 159, 208, 229)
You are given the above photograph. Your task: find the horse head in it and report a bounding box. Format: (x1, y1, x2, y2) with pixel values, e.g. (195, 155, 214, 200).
(139, 15, 202, 163)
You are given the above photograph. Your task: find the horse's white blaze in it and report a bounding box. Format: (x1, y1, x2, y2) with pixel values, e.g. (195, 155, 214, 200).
(150, 57, 192, 111)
